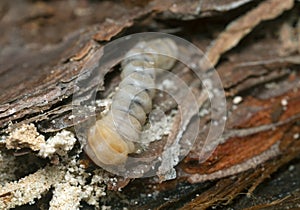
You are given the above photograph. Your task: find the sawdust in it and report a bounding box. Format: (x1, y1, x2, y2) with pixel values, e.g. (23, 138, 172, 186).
(6, 124, 45, 151)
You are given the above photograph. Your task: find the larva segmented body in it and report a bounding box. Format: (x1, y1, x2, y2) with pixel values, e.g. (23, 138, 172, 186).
(85, 38, 178, 166)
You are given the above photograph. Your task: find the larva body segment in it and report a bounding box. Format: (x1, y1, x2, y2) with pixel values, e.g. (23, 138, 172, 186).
(85, 114, 136, 166)
(85, 38, 178, 166)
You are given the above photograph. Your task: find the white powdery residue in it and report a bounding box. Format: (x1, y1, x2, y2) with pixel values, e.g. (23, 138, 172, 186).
(61, 157, 110, 209)
(81, 169, 113, 207)
(63, 158, 87, 186)
(158, 144, 179, 181)
(0, 166, 63, 209)
(101, 206, 112, 210)
(6, 123, 45, 151)
(265, 82, 277, 89)
(49, 183, 81, 210)
(95, 99, 113, 116)
(0, 136, 6, 145)
(289, 165, 295, 171)
(38, 130, 76, 158)
(68, 115, 75, 120)
(199, 108, 209, 117)
(87, 105, 96, 113)
(7, 108, 16, 115)
(233, 96, 243, 104)
(95, 98, 112, 108)
(281, 98, 288, 106)
(140, 109, 177, 146)
(202, 78, 213, 90)
(161, 79, 176, 91)
(57, 145, 111, 209)
(64, 171, 80, 186)
(83, 188, 106, 207)
(1, 131, 111, 209)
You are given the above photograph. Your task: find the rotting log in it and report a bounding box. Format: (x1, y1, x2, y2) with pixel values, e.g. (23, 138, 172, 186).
(1, 0, 300, 209)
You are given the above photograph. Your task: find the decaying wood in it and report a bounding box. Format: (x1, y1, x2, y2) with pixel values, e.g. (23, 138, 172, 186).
(158, 0, 256, 19)
(179, 137, 300, 210)
(1, 0, 300, 209)
(203, 0, 294, 69)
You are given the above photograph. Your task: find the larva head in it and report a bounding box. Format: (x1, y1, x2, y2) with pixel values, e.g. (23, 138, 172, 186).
(122, 38, 178, 71)
(85, 116, 135, 166)
(157, 38, 178, 68)
(145, 38, 178, 70)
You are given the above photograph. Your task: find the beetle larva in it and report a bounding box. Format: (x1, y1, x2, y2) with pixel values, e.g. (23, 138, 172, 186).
(85, 38, 178, 166)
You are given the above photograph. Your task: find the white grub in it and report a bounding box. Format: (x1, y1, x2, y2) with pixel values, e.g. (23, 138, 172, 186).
(0, 166, 64, 209)
(6, 123, 45, 151)
(38, 130, 76, 158)
(233, 96, 243, 104)
(85, 38, 178, 166)
(0, 149, 17, 185)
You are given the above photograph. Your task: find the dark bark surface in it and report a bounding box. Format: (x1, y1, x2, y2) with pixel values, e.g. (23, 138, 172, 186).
(0, 0, 300, 209)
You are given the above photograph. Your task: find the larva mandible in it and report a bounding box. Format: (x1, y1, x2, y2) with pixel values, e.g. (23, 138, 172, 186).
(85, 38, 178, 166)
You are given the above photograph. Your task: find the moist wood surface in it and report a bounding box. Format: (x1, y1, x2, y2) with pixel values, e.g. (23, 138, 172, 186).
(0, 0, 300, 209)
